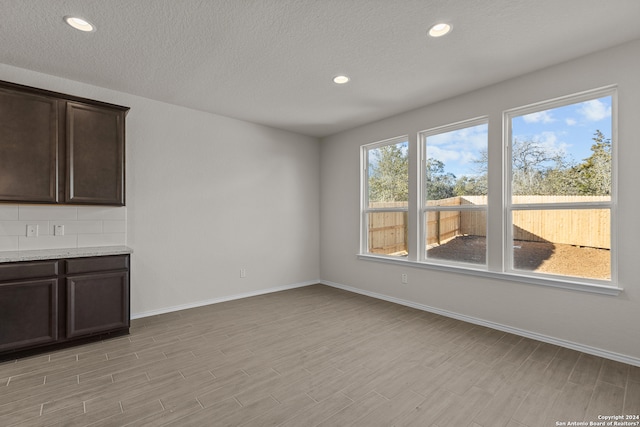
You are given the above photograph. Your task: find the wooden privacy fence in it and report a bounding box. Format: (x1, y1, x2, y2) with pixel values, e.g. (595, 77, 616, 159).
(367, 202, 408, 255)
(426, 197, 464, 245)
(510, 196, 610, 249)
(369, 196, 610, 254)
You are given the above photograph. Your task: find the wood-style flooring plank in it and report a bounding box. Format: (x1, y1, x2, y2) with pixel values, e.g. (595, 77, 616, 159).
(0, 284, 635, 427)
(584, 381, 625, 420)
(512, 383, 561, 427)
(315, 391, 387, 427)
(625, 380, 640, 414)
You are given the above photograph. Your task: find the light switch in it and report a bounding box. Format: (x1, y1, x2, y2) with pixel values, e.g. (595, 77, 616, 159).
(54, 225, 65, 236)
(26, 224, 38, 237)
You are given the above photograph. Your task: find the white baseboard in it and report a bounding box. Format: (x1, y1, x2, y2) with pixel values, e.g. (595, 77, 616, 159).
(131, 280, 319, 320)
(320, 280, 640, 368)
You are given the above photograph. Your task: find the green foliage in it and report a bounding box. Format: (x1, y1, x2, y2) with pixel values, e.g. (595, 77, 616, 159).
(510, 130, 611, 196)
(425, 158, 456, 200)
(454, 175, 487, 196)
(368, 143, 408, 202)
(571, 130, 612, 196)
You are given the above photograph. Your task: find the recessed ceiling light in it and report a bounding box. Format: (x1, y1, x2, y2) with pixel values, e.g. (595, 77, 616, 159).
(333, 75, 350, 85)
(428, 23, 452, 37)
(64, 16, 95, 32)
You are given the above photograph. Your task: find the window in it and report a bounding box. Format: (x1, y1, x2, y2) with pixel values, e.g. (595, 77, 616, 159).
(506, 89, 615, 283)
(420, 119, 488, 266)
(359, 86, 618, 292)
(361, 136, 408, 257)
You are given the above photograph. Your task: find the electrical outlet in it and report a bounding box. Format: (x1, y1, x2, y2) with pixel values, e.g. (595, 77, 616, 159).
(240, 268, 247, 278)
(26, 224, 38, 237)
(401, 273, 408, 284)
(54, 225, 65, 236)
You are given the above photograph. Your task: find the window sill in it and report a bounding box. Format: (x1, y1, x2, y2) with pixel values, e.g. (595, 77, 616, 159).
(357, 254, 623, 296)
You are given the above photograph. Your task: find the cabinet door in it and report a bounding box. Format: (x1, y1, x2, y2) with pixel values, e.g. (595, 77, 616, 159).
(66, 271, 129, 338)
(0, 87, 59, 203)
(0, 279, 58, 352)
(66, 102, 125, 206)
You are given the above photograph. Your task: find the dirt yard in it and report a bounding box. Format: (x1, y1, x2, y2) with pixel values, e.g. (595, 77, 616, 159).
(427, 235, 610, 280)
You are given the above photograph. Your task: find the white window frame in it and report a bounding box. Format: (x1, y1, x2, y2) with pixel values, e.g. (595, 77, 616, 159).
(503, 86, 617, 288)
(360, 136, 409, 258)
(358, 87, 621, 296)
(419, 117, 489, 269)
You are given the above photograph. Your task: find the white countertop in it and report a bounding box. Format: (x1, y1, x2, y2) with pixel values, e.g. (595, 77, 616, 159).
(0, 246, 132, 263)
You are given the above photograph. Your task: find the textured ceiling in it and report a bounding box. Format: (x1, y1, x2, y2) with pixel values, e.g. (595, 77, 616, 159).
(1, 0, 640, 137)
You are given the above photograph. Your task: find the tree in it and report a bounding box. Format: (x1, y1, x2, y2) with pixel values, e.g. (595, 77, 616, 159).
(368, 143, 408, 202)
(426, 158, 456, 200)
(452, 149, 488, 196)
(509, 131, 611, 196)
(367, 130, 610, 205)
(511, 137, 565, 195)
(572, 130, 611, 196)
(537, 163, 581, 196)
(454, 175, 487, 196)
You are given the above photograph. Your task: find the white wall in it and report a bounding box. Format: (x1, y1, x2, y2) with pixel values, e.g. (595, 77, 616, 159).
(320, 39, 640, 362)
(0, 63, 321, 317)
(125, 95, 320, 316)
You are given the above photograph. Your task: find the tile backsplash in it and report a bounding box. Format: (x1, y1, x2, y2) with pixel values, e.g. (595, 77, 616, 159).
(0, 204, 126, 251)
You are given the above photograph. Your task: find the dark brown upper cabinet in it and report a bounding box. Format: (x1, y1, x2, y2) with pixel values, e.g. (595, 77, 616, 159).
(0, 88, 59, 203)
(66, 102, 125, 205)
(0, 80, 129, 206)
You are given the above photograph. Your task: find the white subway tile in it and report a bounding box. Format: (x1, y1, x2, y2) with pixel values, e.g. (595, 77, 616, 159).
(78, 233, 125, 248)
(0, 221, 50, 236)
(77, 206, 126, 221)
(48, 221, 103, 235)
(0, 236, 19, 251)
(0, 204, 126, 252)
(0, 205, 19, 220)
(103, 220, 126, 233)
(18, 235, 78, 251)
(19, 205, 78, 221)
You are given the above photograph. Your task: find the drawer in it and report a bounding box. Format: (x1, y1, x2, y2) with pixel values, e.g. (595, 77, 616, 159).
(0, 261, 59, 282)
(66, 255, 129, 275)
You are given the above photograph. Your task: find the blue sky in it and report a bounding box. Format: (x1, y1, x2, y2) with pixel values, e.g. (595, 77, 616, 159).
(425, 96, 612, 178)
(425, 123, 488, 177)
(513, 96, 612, 168)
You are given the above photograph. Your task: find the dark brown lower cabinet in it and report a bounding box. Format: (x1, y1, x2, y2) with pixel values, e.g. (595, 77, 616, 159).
(67, 271, 129, 338)
(0, 278, 58, 352)
(0, 255, 130, 361)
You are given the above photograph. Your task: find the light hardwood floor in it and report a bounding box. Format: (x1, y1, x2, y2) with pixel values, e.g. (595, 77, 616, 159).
(1, 284, 638, 426)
